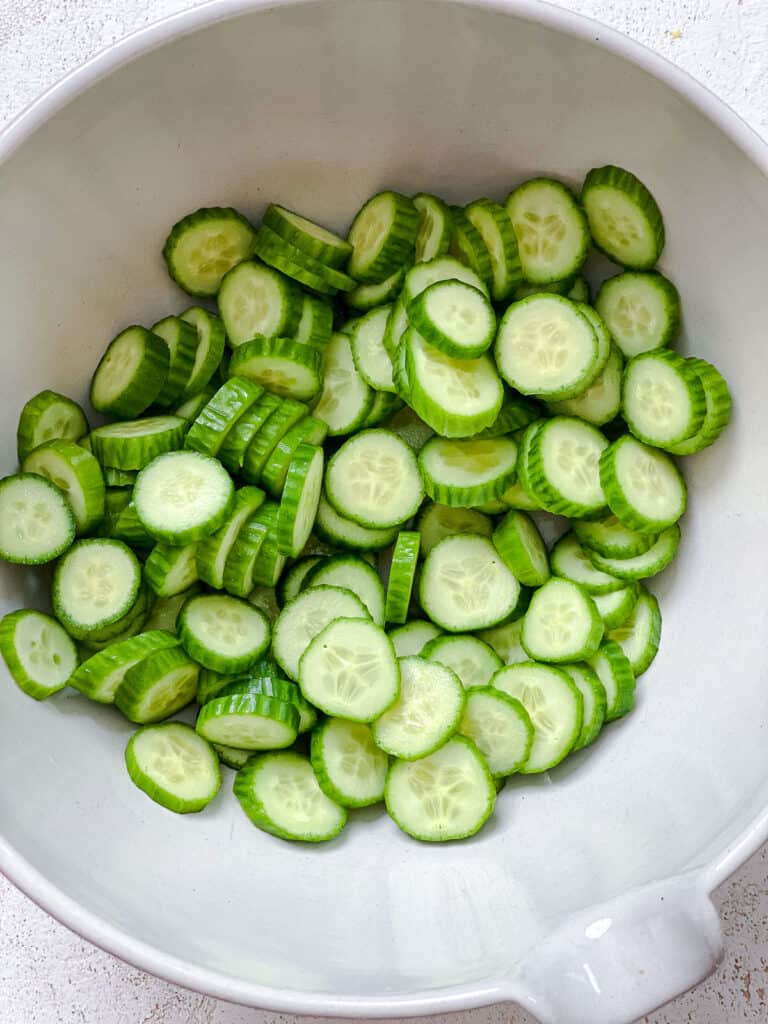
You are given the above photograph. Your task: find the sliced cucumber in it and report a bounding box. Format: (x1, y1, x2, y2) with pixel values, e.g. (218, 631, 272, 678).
(506, 178, 588, 284)
(592, 584, 640, 629)
(346, 267, 406, 312)
(311, 718, 389, 808)
(622, 350, 706, 448)
(179, 306, 227, 395)
(134, 450, 234, 544)
(90, 325, 169, 418)
(295, 293, 334, 350)
(384, 531, 420, 625)
(493, 510, 550, 586)
(408, 280, 495, 359)
(218, 394, 282, 474)
(458, 686, 533, 776)
(606, 586, 661, 675)
(273, 584, 369, 681)
(477, 392, 541, 439)
(275, 443, 324, 557)
(418, 436, 516, 508)
(521, 578, 604, 662)
(314, 490, 398, 552)
(184, 377, 263, 457)
(163, 206, 255, 296)
(0, 609, 77, 700)
(372, 655, 464, 759)
(581, 165, 664, 269)
(359, 390, 403, 430)
(23, 439, 105, 535)
(115, 644, 198, 724)
(174, 385, 217, 424)
(402, 254, 488, 304)
(600, 435, 687, 532)
(550, 532, 624, 595)
(421, 633, 502, 690)
(276, 555, 323, 606)
(550, 339, 622, 427)
(596, 271, 680, 358)
(144, 541, 199, 597)
(196, 692, 299, 750)
(151, 316, 199, 406)
(560, 663, 607, 750)
(388, 619, 442, 657)
(91, 416, 186, 470)
(464, 197, 522, 302)
(143, 586, 199, 633)
(587, 524, 680, 581)
(350, 305, 396, 393)
(262, 416, 326, 497)
(178, 593, 270, 673)
(249, 502, 288, 588)
(450, 206, 494, 288)
(53, 539, 141, 637)
(413, 193, 453, 262)
(218, 260, 302, 346)
(263, 203, 351, 267)
(417, 502, 493, 558)
(220, 507, 270, 599)
(313, 332, 374, 436)
(253, 227, 338, 295)
(347, 191, 418, 282)
(69, 629, 178, 703)
(497, 479, 542, 512)
(527, 416, 608, 517)
(125, 722, 221, 813)
(587, 641, 636, 721)
(242, 399, 308, 483)
(573, 513, 657, 559)
(302, 553, 385, 625)
(477, 619, 528, 665)
(197, 486, 266, 589)
(17, 390, 88, 462)
(228, 337, 322, 401)
(666, 358, 732, 455)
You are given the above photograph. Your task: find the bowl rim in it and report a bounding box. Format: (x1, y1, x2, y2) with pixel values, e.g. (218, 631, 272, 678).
(1, 0, 767, 1014)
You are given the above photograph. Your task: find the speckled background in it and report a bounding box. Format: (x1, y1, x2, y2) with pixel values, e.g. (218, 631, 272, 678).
(0, 1, 767, 1022)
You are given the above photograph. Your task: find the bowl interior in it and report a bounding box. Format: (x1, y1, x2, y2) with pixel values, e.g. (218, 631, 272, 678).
(1, 0, 767, 1006)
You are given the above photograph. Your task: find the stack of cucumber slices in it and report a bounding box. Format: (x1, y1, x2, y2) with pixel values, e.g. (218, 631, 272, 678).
(0, 165, 731, 843)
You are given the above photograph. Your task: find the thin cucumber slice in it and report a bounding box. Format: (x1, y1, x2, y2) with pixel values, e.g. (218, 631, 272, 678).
(420, 534, 520, 632)
(299, 617, 399, 721)
(310, 718, 388, 808)
(104, 486, 132, 511)
(521, 578, 604, 662)
(277, 555, 323, 606)
(384, 403, 434, 451)
(302, 553, 385, 625)
(391, 331, 412, 400)
(408, 280, 495, 359)
(134, 451, 234, 544)
(218, 260, 302, 347)
(90, 325, 169, 418)
(492, 661, 583, 773)
(196, 667, 235, 705)
(260, 415, 325, 501)
(197, 486, 266, 589)
(600, 435, 687, 531)
(143, 585, 200, 633)
(477, 619, 528, 665)
(606, 586, 661, 675)
(273, 584, 369, 680)
(359, 391, 403, 430)
(17, 390, 88, 462)
(314, 490, 398, 551)
(217, 673, 316, 734)
(506, 178, 589, 283)
(581, 165, 664, 269)
(406, 328, 503, 438)
(115, 644, 199, 724)
(402, 254, 488, 304)
(493, 510, 550, 586)
(91, 416, 186, 470)
(220, 506, 270, 598)
(163, 206, 255, 296)
(22, 439, 105, 535)
(313, 332, 374, 436)
(514, 419, 548, 506)
(196, 692, 299, 749)
(382, 297, 410, 364)
(587, 641, 636, 721)
(421, 633, 502, 690)
(587, 524, 680, 580)
(497, 479, 542, 512)
(465, 198, 523, 302)
(527, 416, 608, 517)
(448, 206, 492, 286)
(592, 585, 640, 629)
(78, 588, 153, 652)
(596, 271, 680, 358)
(53, 539, 141, 637)
(385, 531, 420, 625)
(108, 500, 153, 548)
(178, 593, 270, 673)
(234, 751, 346, 842)
(175, 385, 217, 423)
(413, 193, 453, 262)
(275, 443, 324, 557)
(666, 358, 732, 455)
(0, 610, 77, 700)
(248, 502, 287, 588)
(144, 542, 199, 597)
(263, 203, 351, 267)
(151, 316, 199, 406)
(622, 350, 706, 448)
(247, 585, 281, 624)
(242, 399, 308, 483)
(372, 655, 464, 759)
(295, 293, 334, 350)
(214, 744, 254, 771)
(561, 663, 607, 750)
(416, 502, 493, 558)
(326, 429, 423, 530)
(70, 629, 178, 703)
(179, 307, 227, 395)
(253, 228, 338, 295)
(347, 191, 418, 282)
(514, 277, 575, 300)
(418, 436, 518, 508)
(228, 337, 322, 401)
(218, 394, 282, 473)
(125, 722, 220, 812)
(550, 532, 625, 595)
(458, 686, 533, 776)
(350, 305, 396, 392)
(385, 735, 495, 842)
(573, 513, 658, 559)
(346, 267, 405, 312)
(477, 392, 541, 439)
(495, 295, 600, 399)
(388, 619, 442, 657)
(184, 377, 263, 456)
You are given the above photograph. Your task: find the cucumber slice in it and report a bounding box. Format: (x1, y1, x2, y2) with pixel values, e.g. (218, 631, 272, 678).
(592, 585, 640, 629)
(90, 325, 169, 418)
(273, 443, 323, 557)
(385, 735, 495, 842)
(221, 509, 271, 598)
(514, 277, 576, 300)
(388, 619, 442, 657)
(179, 307, 227, 396)
(419, 436, 518, 509)
(70, 629, 179, 703)
(326, 429, 423, 530)
(347, 191, 418, 282)
(622, 350, 706, 448)
(143, 585, 200, 633)
(384, 531, 420, 625)
(134, 450, 234, 544)
(314, 490, 398, 552)
(53, 539, 141, 637)
(197, 486, 266, 589)
(217, 673, 316, 734)
(17, 390, 88, 462)
(372, 655, 464, 759)
(174, 385, 217, 423)
(492, 662, 583, 773)
(421, 633, 502, 690)
(417, 502, 493, 558)
(406, 328, 503, 438)
(263, 417, 327, 498)
(448, 206, 493, 286)
(0, 610, 77, 700)
(666, 358, 732, 455)
(228, 337, 322, 401)
(196, 692, 299, 749)
(104, 486, 133, 511)
(91, 416, 186, 470)
(310, 718, 389, 808)
(527, 416, 608, 517)
(477, 619, 528, 665)
(493, 510, 550, 586)
(350, 305, 396, 392)
(299, 617, 399, 721)
(420, 534, 520, 632)
(218, 394, 282, 473)
(115, 644, 199, 724)
(178, 593, 270, 673)
(476, 392, 541, 439)
(247, 585, 281, 624)
(606, 586, 662, 675)
(600, 435, 687, 531)
(218, 260, 302, 347)
(78, 587, 153, 652)
(587, 641, 636, 721)
(495, 295, 601, 399)
(213, 744, 254, 770)
(521, 578, 604, 662)
(413, 193, 453, 262)
(163, 206, 255, 296)
(295, 293, 334, 350)
(458, 686, 533, 776)
(382, 297, 410, 364)
(464, 198, 523, 302)
(497, 479, 542, 512)
(252, 227, 339, 295)
(505, 178, 589, 284)
(581, 165, 664, 269)
(247, 502, 287, 588)
(108, 500, 153, 548)
(151, 316, 199, 406)
(402, 254, 488, 304)
(234, 751, 347, 842)
(242, 399, 308, 483)
(550, 532, 624, 595)
(384, 403, 434, 451)
(144, 542, 199, 597)
(184, 377, 263, 456)
(573, 513, 658, 559)
(126, 722, 221, 813)
(408, 280, 495, 359)
(313, 332, 374, 436)
(263, 203, 351, 268)
(303, 553, 385, 625)
(196, 667, 235, 705)
(560, 663, 608, 750)
(346, 267, 406, 312)
(587, 524, 680, 580)
(277, 555, 323, 606)
(273, 584, 369, 680)
(359, 391, 403, 430)
(22, 439, 105, 535)
(596, 271, 680, 358)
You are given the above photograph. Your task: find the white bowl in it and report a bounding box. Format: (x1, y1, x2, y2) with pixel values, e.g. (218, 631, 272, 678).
(1, 2, 767, 1022)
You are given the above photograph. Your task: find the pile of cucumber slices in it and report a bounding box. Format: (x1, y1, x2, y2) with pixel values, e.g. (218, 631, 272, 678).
(0, 165, 731, 842)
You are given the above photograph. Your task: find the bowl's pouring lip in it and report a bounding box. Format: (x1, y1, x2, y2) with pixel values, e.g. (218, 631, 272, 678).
(1, 0, 767, 1015)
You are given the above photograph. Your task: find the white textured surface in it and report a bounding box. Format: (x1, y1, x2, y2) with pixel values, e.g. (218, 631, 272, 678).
(0, 1, 767, 1022)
